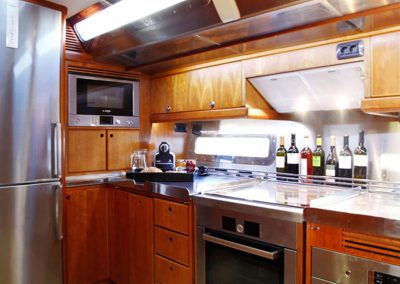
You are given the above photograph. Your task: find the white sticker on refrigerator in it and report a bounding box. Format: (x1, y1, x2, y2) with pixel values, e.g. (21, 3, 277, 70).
(6, 0, 19, 49)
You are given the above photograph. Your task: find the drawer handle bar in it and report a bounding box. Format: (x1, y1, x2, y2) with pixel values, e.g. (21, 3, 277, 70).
(202, 233, 279, 260)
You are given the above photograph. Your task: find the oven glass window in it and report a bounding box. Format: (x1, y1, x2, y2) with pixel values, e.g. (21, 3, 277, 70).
(205, 232, 284, 284)
(76, 78, 133, 116)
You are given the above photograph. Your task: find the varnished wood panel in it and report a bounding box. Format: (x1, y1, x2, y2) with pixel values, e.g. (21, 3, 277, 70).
(361, 96, 400, 113)
(371, 31, 400, 97)
(108, 189, 130, 284)
(155, 227, 190, 266)
(154, 199, 189, 235)
(64, 186, 109, 284)
(107, 130, 140, 171)
(67, 129, 107, 173)
(155, 255, 191, 284)
(129, 194, 154, 284)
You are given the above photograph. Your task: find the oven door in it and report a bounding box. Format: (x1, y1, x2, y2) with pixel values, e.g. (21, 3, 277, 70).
(199, 228, 285, 284)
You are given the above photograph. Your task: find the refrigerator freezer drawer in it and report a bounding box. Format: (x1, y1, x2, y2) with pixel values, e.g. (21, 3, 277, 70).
(0, 182, 63, 284)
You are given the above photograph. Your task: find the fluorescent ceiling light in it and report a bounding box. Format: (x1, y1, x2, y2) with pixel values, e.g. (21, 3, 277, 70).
(75, 0, 186, 41)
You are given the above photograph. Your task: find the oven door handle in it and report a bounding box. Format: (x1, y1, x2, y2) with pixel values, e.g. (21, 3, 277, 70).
(202, 233, 280, 260)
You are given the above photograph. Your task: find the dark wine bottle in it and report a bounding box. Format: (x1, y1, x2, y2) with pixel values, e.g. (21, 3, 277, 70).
(287, 133, 299, 180)
(338, 135, 353, 185)
(312, 135, 325, 184)
(354, 131, 368, 181)
(276, 136, 287, 181)
(326, 136, 338, 183)
(300, 135, 312, 183)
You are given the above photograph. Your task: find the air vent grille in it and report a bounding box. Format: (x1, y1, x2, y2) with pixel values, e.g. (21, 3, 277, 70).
(66, 22, 84, 53)
(342, 231, 400, 262)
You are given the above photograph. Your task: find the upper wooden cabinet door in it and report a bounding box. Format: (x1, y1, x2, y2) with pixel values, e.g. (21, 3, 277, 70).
(371, 32, 400, 97)
(67, 129, 107, 173)
(151, 73, 188, 114)
(188, 62, 243, 111)
(64, 186, 109, 284)
(107, 130, 140, 171)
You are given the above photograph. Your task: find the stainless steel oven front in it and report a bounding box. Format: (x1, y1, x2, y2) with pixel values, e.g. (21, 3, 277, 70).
(196, 197, 300, 284)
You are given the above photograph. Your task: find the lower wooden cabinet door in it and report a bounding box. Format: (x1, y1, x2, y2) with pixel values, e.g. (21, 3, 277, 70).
(64, 186, 109, 284)
(129, 194, 154, 284)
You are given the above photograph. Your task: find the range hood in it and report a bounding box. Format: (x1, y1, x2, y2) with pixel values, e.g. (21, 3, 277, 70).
(248, 62, 365, 113)
(66, 0, 400, 69)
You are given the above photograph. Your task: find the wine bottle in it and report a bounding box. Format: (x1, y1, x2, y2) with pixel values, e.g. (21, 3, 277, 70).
(276, 136, 287, 181)
(338, 135, 353, 185)
(326, 136, 338, 183)
(287, 133, 299, 180)
(312, 135, 325, 184)
(354, 131, 368, 181)
(300, 135, 312, 183)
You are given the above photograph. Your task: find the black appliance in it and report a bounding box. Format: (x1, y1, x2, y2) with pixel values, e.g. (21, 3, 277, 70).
(154, 142, 176, 171)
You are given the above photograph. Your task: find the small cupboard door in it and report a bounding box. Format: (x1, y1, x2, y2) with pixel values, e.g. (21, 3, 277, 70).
(107, 130, 140, 171)
(64, 186, 109, 284)
(67, 129, 107, 173)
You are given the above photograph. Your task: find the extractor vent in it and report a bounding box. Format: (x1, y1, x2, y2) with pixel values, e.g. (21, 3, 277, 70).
(66, 22, 84, 53)
(342, 231, 400, 262)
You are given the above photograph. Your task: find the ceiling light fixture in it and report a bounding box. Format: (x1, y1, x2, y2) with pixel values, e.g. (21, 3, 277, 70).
(75, 0, 186, 41)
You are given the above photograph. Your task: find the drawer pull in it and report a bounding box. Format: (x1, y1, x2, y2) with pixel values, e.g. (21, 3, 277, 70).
(168, 206, 172, 212)
(169, 237, 173, 242)
(169, 266, 173, 271)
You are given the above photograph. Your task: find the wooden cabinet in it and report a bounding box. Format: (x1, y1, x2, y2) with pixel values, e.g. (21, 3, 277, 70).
(64, 186, 109, 284)
(151, 62, 243, 114)
(107, 130, 140, 170)
(108, 189, 154, 284)
(154, 198, 193, 284)
(371, 32, 400, 97)
(67, 129, 107, 173)
(67, 129, 140, 174)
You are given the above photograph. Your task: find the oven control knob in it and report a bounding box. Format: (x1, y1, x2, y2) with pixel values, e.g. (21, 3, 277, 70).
(236, 224, 244, 233)
(115, 119, 121, 125)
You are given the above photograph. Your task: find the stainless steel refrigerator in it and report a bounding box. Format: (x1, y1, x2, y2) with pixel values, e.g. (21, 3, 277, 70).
(0, 1, 63, 283)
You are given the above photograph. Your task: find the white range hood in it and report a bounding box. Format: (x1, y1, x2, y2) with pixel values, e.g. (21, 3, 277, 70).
(249, 62, 365, 113)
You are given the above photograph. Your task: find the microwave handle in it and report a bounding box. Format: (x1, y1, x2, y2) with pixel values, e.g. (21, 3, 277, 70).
(202, 233, 280, 260)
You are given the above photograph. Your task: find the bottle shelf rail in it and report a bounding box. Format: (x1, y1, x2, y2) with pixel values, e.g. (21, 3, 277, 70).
(206, 168, 400, 193)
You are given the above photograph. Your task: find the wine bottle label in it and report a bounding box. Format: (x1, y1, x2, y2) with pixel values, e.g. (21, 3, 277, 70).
(354, 155, 368, 167)
(312, 156, 321, 167)
(287, 153, 299, 164)
(300, 158, 308, 176)
(326, 165, 336, 177)
(339, 156, 352, 169)
(276, 156, 285, 169)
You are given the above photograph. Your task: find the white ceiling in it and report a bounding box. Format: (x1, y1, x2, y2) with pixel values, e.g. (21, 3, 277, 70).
(48, 0, 99, 17)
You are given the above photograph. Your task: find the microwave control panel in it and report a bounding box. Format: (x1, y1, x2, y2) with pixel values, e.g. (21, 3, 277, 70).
(68, 114, 139, 128)
(374, 271, 400, 284)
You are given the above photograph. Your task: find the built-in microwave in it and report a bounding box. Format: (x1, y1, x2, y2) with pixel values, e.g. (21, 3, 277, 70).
(68, 73, 140, 127)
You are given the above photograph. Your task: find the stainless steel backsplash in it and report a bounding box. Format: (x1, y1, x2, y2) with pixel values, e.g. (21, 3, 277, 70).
(183, 110, 400, 182)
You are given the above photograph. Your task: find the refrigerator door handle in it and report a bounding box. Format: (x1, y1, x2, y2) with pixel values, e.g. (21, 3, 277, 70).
(54, 184, 63, 241)
(52, 123, 62, 179)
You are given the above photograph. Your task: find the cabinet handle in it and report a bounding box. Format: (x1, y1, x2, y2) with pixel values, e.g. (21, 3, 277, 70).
(110, 133, 114, 138)
(168, 206, 172, 212)
(209, 100, 216, 109)
(100, 133, 104, 138)
(166, 105, 172, 112)
(169, 266, 173, 271)
(66, 195, 71, 200)
(169, 237, 173, 242)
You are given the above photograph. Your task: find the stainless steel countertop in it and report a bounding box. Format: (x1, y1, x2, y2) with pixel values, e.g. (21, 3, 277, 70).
(305, 191, 400, 239)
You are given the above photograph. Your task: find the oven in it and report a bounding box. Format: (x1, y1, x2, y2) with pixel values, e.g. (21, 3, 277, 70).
(68, 73, 140, 127)
(196, 197, 300, 284)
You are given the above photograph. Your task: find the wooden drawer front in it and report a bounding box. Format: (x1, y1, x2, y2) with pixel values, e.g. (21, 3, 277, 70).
(155, 227, 189, 266)
(154, 199, 189, 234)
(155, 255, 190, 284)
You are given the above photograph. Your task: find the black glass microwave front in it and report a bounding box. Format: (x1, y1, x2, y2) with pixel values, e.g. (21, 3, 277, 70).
(76, 78, 133, 116)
